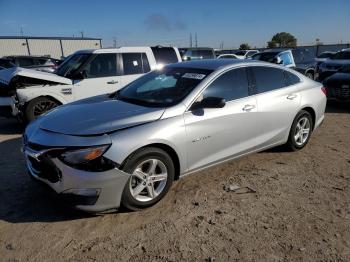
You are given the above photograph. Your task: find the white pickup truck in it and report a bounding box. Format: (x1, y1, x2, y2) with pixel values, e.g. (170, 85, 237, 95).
(0, 46, 181, 122)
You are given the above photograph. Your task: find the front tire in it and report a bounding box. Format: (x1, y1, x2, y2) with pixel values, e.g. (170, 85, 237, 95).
(121, 147, 175, 211)
(25, 97, 59, 123)
(285, 110, 313, 151)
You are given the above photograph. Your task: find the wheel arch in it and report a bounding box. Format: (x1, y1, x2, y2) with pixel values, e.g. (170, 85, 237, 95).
(122, 143, 181, 180)
(300, 106, 316, 130)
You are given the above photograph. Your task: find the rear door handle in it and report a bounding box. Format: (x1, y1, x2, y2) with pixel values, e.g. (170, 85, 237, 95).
(242, 104, 256, 112)
(107, 80, 119, 84)
(287, 94, 297, 100)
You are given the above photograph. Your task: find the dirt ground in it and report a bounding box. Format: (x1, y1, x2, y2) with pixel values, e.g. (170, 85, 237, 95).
(0, 102, 349, 262)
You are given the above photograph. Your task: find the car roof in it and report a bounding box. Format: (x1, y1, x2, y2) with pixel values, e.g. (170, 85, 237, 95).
(167, 59, 260, 70)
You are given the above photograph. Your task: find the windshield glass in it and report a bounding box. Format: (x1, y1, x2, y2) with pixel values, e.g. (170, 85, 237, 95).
(0, 59, 15, 69)
(252, 52, 279, 62)
(331, 51, 350, 60)
(117, 67, 212, 107)
(56, 53, 91, 77)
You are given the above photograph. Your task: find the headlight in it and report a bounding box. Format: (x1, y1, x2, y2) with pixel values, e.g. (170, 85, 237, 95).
(60, 145, 110, 165)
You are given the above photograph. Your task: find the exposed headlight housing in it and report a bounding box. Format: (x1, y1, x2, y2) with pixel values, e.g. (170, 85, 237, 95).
(59, 145, 116, 171)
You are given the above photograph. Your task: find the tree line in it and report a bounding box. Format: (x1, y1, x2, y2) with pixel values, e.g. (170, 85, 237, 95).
(239, 32, 297, 50)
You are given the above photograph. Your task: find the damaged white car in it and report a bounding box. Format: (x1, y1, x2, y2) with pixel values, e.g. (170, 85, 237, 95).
(0, 46, 181, 122)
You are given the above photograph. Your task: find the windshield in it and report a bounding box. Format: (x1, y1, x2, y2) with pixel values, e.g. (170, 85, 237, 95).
(56, 53, 91, 77)
(331, 51, 350, 60)
(252, 52, 279, 62)
(117, 67, 212, 107)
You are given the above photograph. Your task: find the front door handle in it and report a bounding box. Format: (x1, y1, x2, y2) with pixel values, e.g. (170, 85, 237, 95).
(287, 94, 297, 100)
(107, 80, 119, 84)
(242, 104, 256, 112)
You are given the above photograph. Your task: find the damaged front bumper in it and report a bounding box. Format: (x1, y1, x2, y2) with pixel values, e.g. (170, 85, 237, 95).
(24, 148, 131, 212)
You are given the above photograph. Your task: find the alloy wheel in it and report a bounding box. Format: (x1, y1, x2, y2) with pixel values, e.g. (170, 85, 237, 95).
(33, 100, 57, 117)
(129, 159, 168, 202)
(294, 116, 311, 146)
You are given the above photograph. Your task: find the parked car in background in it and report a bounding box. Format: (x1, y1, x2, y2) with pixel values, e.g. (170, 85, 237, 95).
(316, 51, 335, 62)
(0, 46, 181, 122)
(0, 58, 16, 70)
(317, 49, 350, 81)
(234, 50, 259, 59)
(252, 49, 317, 79)
(2, 55, 61, 73)
(217, 54, 239, 59)
(179, 47, 216, 60)
(323, 65, 350, 102)
(22, 59, 326, 212)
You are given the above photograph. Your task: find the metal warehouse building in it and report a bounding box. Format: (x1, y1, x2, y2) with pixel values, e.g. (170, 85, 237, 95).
(0, 36, 102, 59)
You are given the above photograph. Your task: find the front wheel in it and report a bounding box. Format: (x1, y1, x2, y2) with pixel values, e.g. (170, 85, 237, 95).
(285, 110, 313, 151)
(25, 97, 59, 122)
(121, 147, 175, 210)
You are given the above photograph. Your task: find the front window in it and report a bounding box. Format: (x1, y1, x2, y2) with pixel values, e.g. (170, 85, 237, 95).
(331, 51, 350, 60)
(56, 53, 91, 78)
(81, 54, 117, 78)
(117, 67, 212, 107)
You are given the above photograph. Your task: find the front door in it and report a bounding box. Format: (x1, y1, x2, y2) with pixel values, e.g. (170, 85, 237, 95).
(184, 67, 259, 172)
(73, 53, 122, 100)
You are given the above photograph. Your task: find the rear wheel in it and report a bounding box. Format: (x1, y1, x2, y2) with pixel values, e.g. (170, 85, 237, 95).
(121, 147, 175, 210)
(285, 110, 313, 151)
(25, 97, 59, 122)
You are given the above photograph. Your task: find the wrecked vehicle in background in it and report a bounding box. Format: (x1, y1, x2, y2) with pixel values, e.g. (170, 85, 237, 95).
(0, 46, 182, 122)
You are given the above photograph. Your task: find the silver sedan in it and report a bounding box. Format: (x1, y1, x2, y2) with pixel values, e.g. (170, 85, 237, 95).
(23, 59, 327, 212)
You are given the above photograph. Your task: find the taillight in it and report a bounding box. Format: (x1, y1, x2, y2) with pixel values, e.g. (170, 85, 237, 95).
(321, 86, 327, 96)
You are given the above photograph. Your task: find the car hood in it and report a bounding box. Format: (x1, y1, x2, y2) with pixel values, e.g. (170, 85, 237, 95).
(38, 95, 165, 135)
(0, 66, 71, 86)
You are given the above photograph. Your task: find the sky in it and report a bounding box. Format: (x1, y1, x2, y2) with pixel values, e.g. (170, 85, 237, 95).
(0, 0, 349, 48)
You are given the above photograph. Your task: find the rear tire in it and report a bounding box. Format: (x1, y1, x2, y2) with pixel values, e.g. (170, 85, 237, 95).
(121, 147, 175, 211)
(25, 97, 59, 123)
(285, 110, 313, 151)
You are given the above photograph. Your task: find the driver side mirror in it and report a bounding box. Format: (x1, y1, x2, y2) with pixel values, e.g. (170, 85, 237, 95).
(200, 97, 226, 109)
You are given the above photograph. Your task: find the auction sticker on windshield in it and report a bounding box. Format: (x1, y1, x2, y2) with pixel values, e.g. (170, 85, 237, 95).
(182, 73, 207, 80)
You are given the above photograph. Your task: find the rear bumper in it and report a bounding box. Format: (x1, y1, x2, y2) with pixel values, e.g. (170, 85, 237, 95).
(25, 154, 131, 212)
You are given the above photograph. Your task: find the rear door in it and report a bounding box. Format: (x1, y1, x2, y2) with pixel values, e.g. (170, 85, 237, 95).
(73, 53, 122, 100)
(250, 66, 302, 148)
(184, 67, 259, 171)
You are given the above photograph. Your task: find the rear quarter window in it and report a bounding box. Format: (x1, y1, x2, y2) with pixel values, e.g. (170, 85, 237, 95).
(284, 71, 301, 86)
(251, 66, 286, 93)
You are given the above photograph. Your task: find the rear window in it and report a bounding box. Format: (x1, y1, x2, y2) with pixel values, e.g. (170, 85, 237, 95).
(251, 66, 286, 93)
(151, 47, 178, 65)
